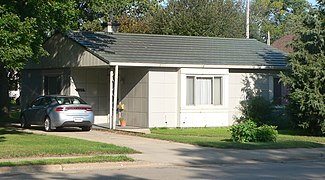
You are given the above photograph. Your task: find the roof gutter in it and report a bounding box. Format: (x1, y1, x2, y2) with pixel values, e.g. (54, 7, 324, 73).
(109, 62, 288, 70)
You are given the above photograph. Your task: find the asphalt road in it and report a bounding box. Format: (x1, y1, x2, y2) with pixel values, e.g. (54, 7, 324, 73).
(1, 159, 325, 179)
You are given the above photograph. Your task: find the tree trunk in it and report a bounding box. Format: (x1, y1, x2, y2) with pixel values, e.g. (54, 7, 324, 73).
(0, 65, 9, 117)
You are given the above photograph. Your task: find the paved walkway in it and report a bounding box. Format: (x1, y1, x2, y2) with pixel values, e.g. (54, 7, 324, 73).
(22, 129, 325, 165)
(1, 128, 325, 173)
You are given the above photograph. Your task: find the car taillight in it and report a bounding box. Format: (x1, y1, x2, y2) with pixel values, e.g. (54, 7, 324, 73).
(55, 107, 64, 111)
(64, 107, 92, 111)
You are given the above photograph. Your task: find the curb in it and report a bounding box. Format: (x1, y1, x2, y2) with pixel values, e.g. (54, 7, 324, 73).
(0, 161, 168, 174)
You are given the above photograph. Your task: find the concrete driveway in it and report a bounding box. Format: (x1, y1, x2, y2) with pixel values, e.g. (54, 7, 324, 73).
(23, 129, 325, 166)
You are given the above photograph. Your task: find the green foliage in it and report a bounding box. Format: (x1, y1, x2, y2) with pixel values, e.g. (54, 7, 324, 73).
(79, 0, 158, 31)
(0, 128, 137, 158)
(0, 6, 37, 70)
(230, 120, 257, 143)
(250, 0, 311, 43)
(0, 155, 133, 167)
(280, 4, 325, 135)
(238, 96, 273, 126)
(230, 120, 278, 143)
(256, 125, 278, 142)
(149, 0, 246, 38)
(147, 127, 322, 149)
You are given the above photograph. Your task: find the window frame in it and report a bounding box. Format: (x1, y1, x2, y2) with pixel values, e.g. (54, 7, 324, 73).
(186, 75, 223, 106)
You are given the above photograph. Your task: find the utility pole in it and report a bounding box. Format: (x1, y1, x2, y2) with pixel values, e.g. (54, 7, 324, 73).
(246, 0, 250, 39)
(267, 31, 271, 45)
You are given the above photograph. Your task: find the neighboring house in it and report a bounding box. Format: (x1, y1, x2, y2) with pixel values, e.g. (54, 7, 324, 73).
(272, 34, 295, 53)
(21, 31, 287, 128)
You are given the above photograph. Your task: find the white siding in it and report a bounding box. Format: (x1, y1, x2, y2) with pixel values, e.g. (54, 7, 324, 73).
(179, 68, 230, 127)
(148, 70, 178, 128)
(228, 70, 278, 125)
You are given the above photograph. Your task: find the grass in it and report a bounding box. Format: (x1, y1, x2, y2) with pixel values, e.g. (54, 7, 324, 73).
(0, 155, 133, 167)
(0, 128, 138, 159)
(0, 109, 137, 167)
(144, 128, 325, 149)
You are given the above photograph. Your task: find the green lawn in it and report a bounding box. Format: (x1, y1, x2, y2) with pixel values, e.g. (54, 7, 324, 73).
(0, 155, 133, 167)
(0, 128, 138, 159)
(144, 128, 325, 149)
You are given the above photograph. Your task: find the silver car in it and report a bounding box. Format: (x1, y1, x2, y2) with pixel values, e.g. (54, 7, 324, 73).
(21, 95, 94, 131)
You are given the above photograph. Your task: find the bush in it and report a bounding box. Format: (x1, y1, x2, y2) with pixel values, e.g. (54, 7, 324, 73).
(230, 120, 278, 143)
(256, 125, 278, 142)
(229, 120, 257, 143)
(238, 96, 273, 126)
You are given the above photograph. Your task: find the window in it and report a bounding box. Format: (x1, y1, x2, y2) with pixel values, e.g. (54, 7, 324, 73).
(186, 76, 222, 105)
(273, 77, 282, 105)
(44, 75, 62, 95)
(40, 97, 53, 106)
(31, 97, 43, 107)
(55, 97, 87, 105)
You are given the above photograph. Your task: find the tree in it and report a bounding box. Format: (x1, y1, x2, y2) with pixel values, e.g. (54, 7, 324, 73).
(79, 0, 159, 31)
(0, 5, 38, 116)
(0, 0, 79, 116)
(250, 0, 311, 43)
(0, 0, 154, 116)
(149, 0, 246, 38)
(116, 0, 160, 33)
(280, 1, 325, 135)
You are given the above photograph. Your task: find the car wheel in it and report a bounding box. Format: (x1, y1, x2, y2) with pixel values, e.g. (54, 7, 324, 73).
(20, 116, 30, 128)
(44, 117, 52, 132)
(81, 126, 92, 131)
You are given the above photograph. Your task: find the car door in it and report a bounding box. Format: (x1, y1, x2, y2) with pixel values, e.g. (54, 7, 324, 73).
(34, 97, 53, 125)
(24, 97, 43, 124)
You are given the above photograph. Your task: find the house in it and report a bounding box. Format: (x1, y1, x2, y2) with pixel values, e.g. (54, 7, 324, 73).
(21, 31, 287, 129)
(272, 35, 295, 53)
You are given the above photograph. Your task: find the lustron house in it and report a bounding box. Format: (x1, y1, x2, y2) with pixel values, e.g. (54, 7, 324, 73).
(21, 31, 287, 129)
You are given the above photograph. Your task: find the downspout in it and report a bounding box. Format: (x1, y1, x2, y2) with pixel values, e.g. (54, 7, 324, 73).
(112, 65, 119, 129)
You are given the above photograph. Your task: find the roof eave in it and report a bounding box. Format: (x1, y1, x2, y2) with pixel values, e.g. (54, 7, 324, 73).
(109, 62, 288, 70)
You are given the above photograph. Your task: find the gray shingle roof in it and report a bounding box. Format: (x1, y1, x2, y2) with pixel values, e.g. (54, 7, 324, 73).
(68, 31, 287, 68)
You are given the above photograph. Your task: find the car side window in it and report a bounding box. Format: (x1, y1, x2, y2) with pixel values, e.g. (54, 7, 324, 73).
(31, 98, 43, 107)
(41, 97, 53, 106)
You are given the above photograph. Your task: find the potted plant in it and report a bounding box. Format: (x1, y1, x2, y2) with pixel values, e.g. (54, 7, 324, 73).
(118, 102, 126, 127)
(119, 117, 126, 127)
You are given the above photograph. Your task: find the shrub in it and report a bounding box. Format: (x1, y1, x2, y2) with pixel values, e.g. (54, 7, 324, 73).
(256, 125, 278, 142)
(238, 96, 273, 126)
(230, 120, 278, 143)
(229, 120, 257, 143)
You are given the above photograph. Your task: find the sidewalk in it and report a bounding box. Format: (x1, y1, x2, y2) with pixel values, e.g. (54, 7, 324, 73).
(1, 128, 325, 173)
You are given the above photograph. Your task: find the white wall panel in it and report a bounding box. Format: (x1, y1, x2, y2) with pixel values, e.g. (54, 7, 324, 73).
(179, 68, 230, 127)
(148, 70, 178, 128)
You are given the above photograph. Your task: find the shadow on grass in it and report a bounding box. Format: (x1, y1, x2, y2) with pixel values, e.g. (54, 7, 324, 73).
(278, 129, 312, 136)
(0, 127, 32, 143)
(195, 140, 325, 150)
(0, 128, 32, 135)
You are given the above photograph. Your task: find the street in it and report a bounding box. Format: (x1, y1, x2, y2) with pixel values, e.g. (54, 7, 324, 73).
(1, 159, 325, 179)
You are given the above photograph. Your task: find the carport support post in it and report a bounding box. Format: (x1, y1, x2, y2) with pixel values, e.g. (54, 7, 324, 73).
(109, 68, 113, 129)
(112, 65, 119, 129)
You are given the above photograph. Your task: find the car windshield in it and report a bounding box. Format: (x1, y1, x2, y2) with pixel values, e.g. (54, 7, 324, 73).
(55, 97, 87, 105)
